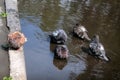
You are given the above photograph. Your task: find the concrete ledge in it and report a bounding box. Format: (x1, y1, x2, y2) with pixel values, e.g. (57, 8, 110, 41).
(5, 0, 27, 80)
(9, 48, 27, 80)
(5, 0, 21, 32)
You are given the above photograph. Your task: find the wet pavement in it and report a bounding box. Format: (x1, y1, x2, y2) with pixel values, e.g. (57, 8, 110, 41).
(0, 0, 9, 79)
(18, 0, 120, 80)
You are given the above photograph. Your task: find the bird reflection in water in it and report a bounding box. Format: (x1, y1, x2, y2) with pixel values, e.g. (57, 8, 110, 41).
(53, 58, 67, 70)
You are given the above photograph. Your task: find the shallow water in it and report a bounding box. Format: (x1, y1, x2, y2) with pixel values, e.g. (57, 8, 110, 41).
(19, 0, 120, 80)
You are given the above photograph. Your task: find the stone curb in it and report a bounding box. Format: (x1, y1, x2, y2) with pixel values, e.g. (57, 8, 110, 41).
(5, 0, 27, 80)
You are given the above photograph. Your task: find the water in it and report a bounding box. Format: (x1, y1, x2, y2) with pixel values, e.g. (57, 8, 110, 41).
(18, 0, 120, 80)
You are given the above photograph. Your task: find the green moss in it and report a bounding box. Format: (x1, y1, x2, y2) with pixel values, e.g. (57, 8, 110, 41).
(0, 12, 7, 17)
(3, 76, 12, 80)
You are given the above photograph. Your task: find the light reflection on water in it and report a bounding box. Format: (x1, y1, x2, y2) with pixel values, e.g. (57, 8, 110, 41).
(21, 18, 86, 80)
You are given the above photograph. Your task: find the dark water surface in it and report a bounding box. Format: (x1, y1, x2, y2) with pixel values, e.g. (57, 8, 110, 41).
(18, 0, 120, 80)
